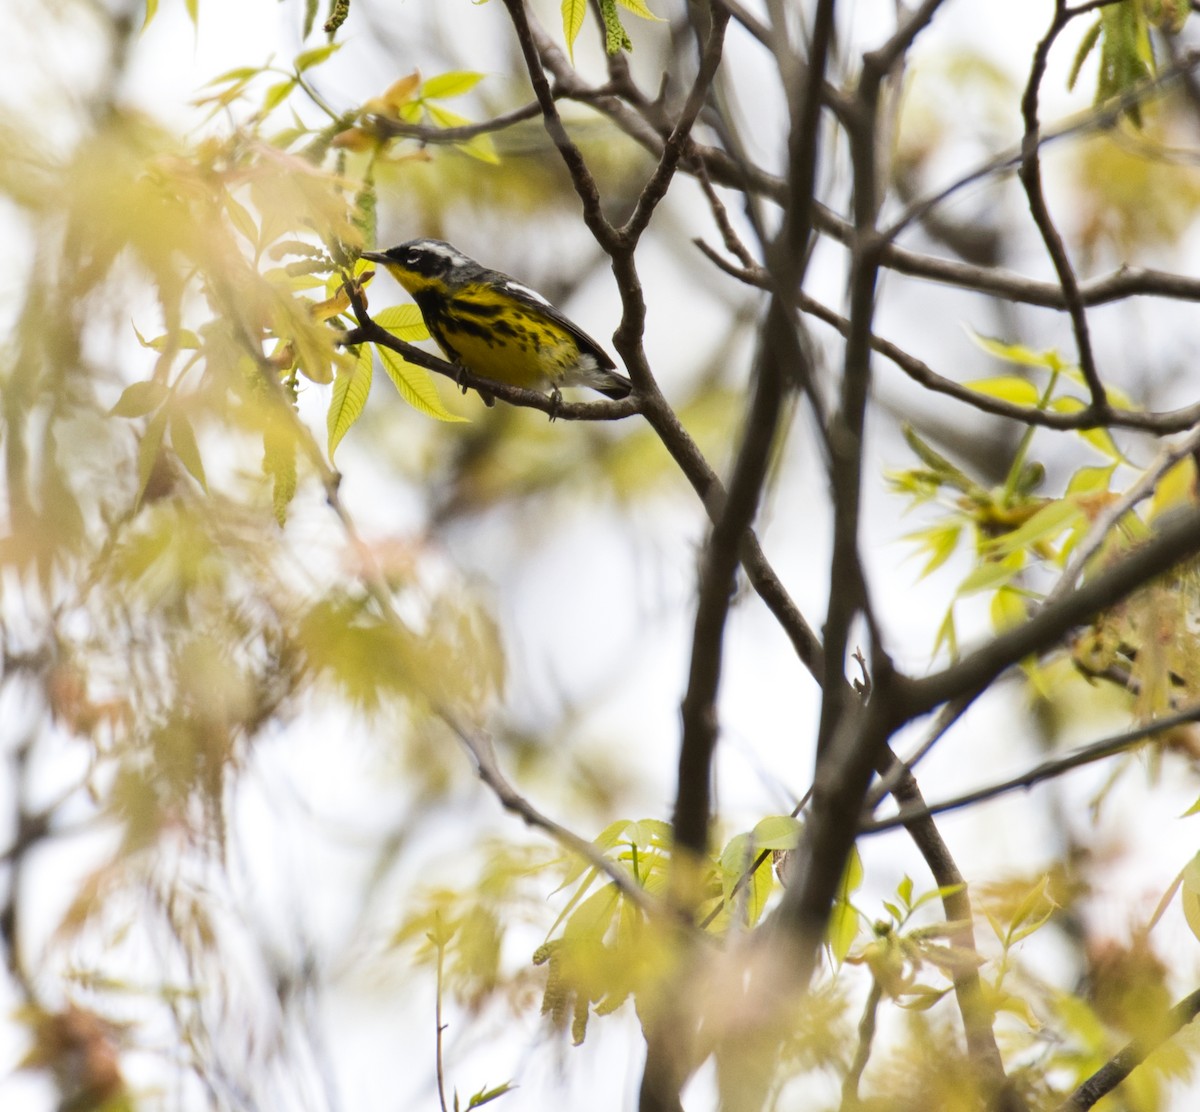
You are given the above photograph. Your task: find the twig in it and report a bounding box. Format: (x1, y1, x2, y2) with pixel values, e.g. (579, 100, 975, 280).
(1058, 986, 1200, 1110)
(1017, 2, 1105, 408)
(861, 700, 1200, 835)
(1047, 424, 1200, 604)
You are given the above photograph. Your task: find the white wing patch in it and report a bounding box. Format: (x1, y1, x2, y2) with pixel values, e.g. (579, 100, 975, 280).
(502, 279, 552, 308)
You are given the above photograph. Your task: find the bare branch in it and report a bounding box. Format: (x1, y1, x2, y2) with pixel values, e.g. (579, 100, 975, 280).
(862, 701, 1200, 836)
(1059, 986, 1200, 1109)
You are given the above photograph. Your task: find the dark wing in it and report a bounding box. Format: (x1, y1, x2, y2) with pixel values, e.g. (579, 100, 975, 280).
(490, 272, 616, 370)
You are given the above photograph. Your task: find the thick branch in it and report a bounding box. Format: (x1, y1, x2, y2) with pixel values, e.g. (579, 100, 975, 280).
(897, 504, 1200, 717)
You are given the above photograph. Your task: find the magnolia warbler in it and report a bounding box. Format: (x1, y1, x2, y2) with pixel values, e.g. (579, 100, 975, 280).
(361, 240, 632, 404)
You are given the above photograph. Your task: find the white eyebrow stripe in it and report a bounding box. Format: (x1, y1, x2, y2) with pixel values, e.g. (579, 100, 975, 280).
(503, 279, 551, 306)
(414, 240, 470, 265)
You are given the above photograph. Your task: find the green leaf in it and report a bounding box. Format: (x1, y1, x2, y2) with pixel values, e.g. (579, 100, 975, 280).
(957, 560, 1020, 597)
(263, 416, 298, 526)
(617, 0, 662, 20)
(563, 884, 619, 940)
(990, 586, 1026, 632)
(141, 0, 159, 32)
(111, 380, 169, 418)
(827, 900, 859, 964)
(424, 104, 500, 164)
(169, 410, 208, 492)
(909, 522, 962, 579)
(185, 0, 198, 27)
(751, 814, 803, 851)
(1068, 18, 1103, 92)
(897, 875, 914, 908)
(1065, 464, 1116, 496)
(964, 376, 1042, 407)
(422, 71, 485, 99)
(136, 407, 169, 506)
(985, 500, 1083, 557)
(223, 191, 259, 248)
(466, 1082, 517, 1108)
(378, 347, 467, 422)
(374, 304, 429, 341)
(562, 0, 588, 59)
(1049, 397, 1125, 460)
(967, 328, 1059, 370)
(327, 345, 373, 457)
(262, 79, 296, 116)
(295, 43, 341, 73)
(1182, 854, 1200, 943)
(933, 606, 958, 659)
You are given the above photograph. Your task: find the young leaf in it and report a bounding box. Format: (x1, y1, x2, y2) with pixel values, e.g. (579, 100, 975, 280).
(376, 304, 434, 343)
(562, 0, 588, 59)
(327, 344, 373, 457)
(111, 380, 169, 418)
(751, 814, 803, 850)
(378, 347, 466, 423)
(136, 408, 170, 506)
(421, 71, 485, 99)
(169, 410, 208, 492)
(295, 43, 342, 73)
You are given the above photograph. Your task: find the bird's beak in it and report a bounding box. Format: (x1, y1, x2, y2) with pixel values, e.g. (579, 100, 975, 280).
(360, 251, 389, 264)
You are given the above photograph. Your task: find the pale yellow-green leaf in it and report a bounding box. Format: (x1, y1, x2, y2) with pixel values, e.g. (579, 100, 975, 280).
(990, 586, 1027, 632)
(985, 500, 1083, 557)
(1151, 458, 1197, 520)
(223, 191, 258, 248)
(908, 522, 962, 579)
(136, 408, 169, 506)
(1049, 396, 1125, 460)
(827, 900, 860, 964)
(964, 376, 1042, 406)
(957, 559, 1020, 597)
(562, 0, 588, 59)
(1065, 464, 1116, 496)
(111, 380, 168, 418)
(933, 606, 958, 659)
(841, 846, 864, 899)
(378, 346, 466, 422)
(295, 43, 341, 73)
(751, 814, 803, 851)
(185, 0, 198, 27)
(327, 344, 373, 457)
(1181, 854, 1200, 943)
(563, 883, 619, 940)
(374, 304, 431, 341)
(169, 409, 208, 492)
(966, 327, 1060, 369)
(421, 71, 486, 99)
(262, 79, 296, 116)
(141, 0, 159, 31)
(617, 0, 663, 20)
(424, 104, 500, 164)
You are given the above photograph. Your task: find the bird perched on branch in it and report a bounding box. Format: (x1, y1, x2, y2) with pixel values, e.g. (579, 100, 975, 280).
(361, 239, 632, 405)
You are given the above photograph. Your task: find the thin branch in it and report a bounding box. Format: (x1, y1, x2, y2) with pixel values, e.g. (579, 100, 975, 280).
(1058, 986, 1200, 1110)
(620, 4, 730, 245)
(341, 286, 638, 422)
(695, 241, 1200, 435)
(883, 751, 1026, 1111)
(1047, 424, 1200, 604)
(437, 708, 663, 917)
(839, 979, 883, 1109)
(369, 100, 543, 143)
(500, 0, 616, 250)
(671, 0, 834, 863)
(861, 700, 1200, 836)
(1017, 2, 1107, 409)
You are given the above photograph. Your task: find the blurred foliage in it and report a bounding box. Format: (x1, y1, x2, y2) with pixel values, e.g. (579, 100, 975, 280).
(3, 0, 1200, 1109)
